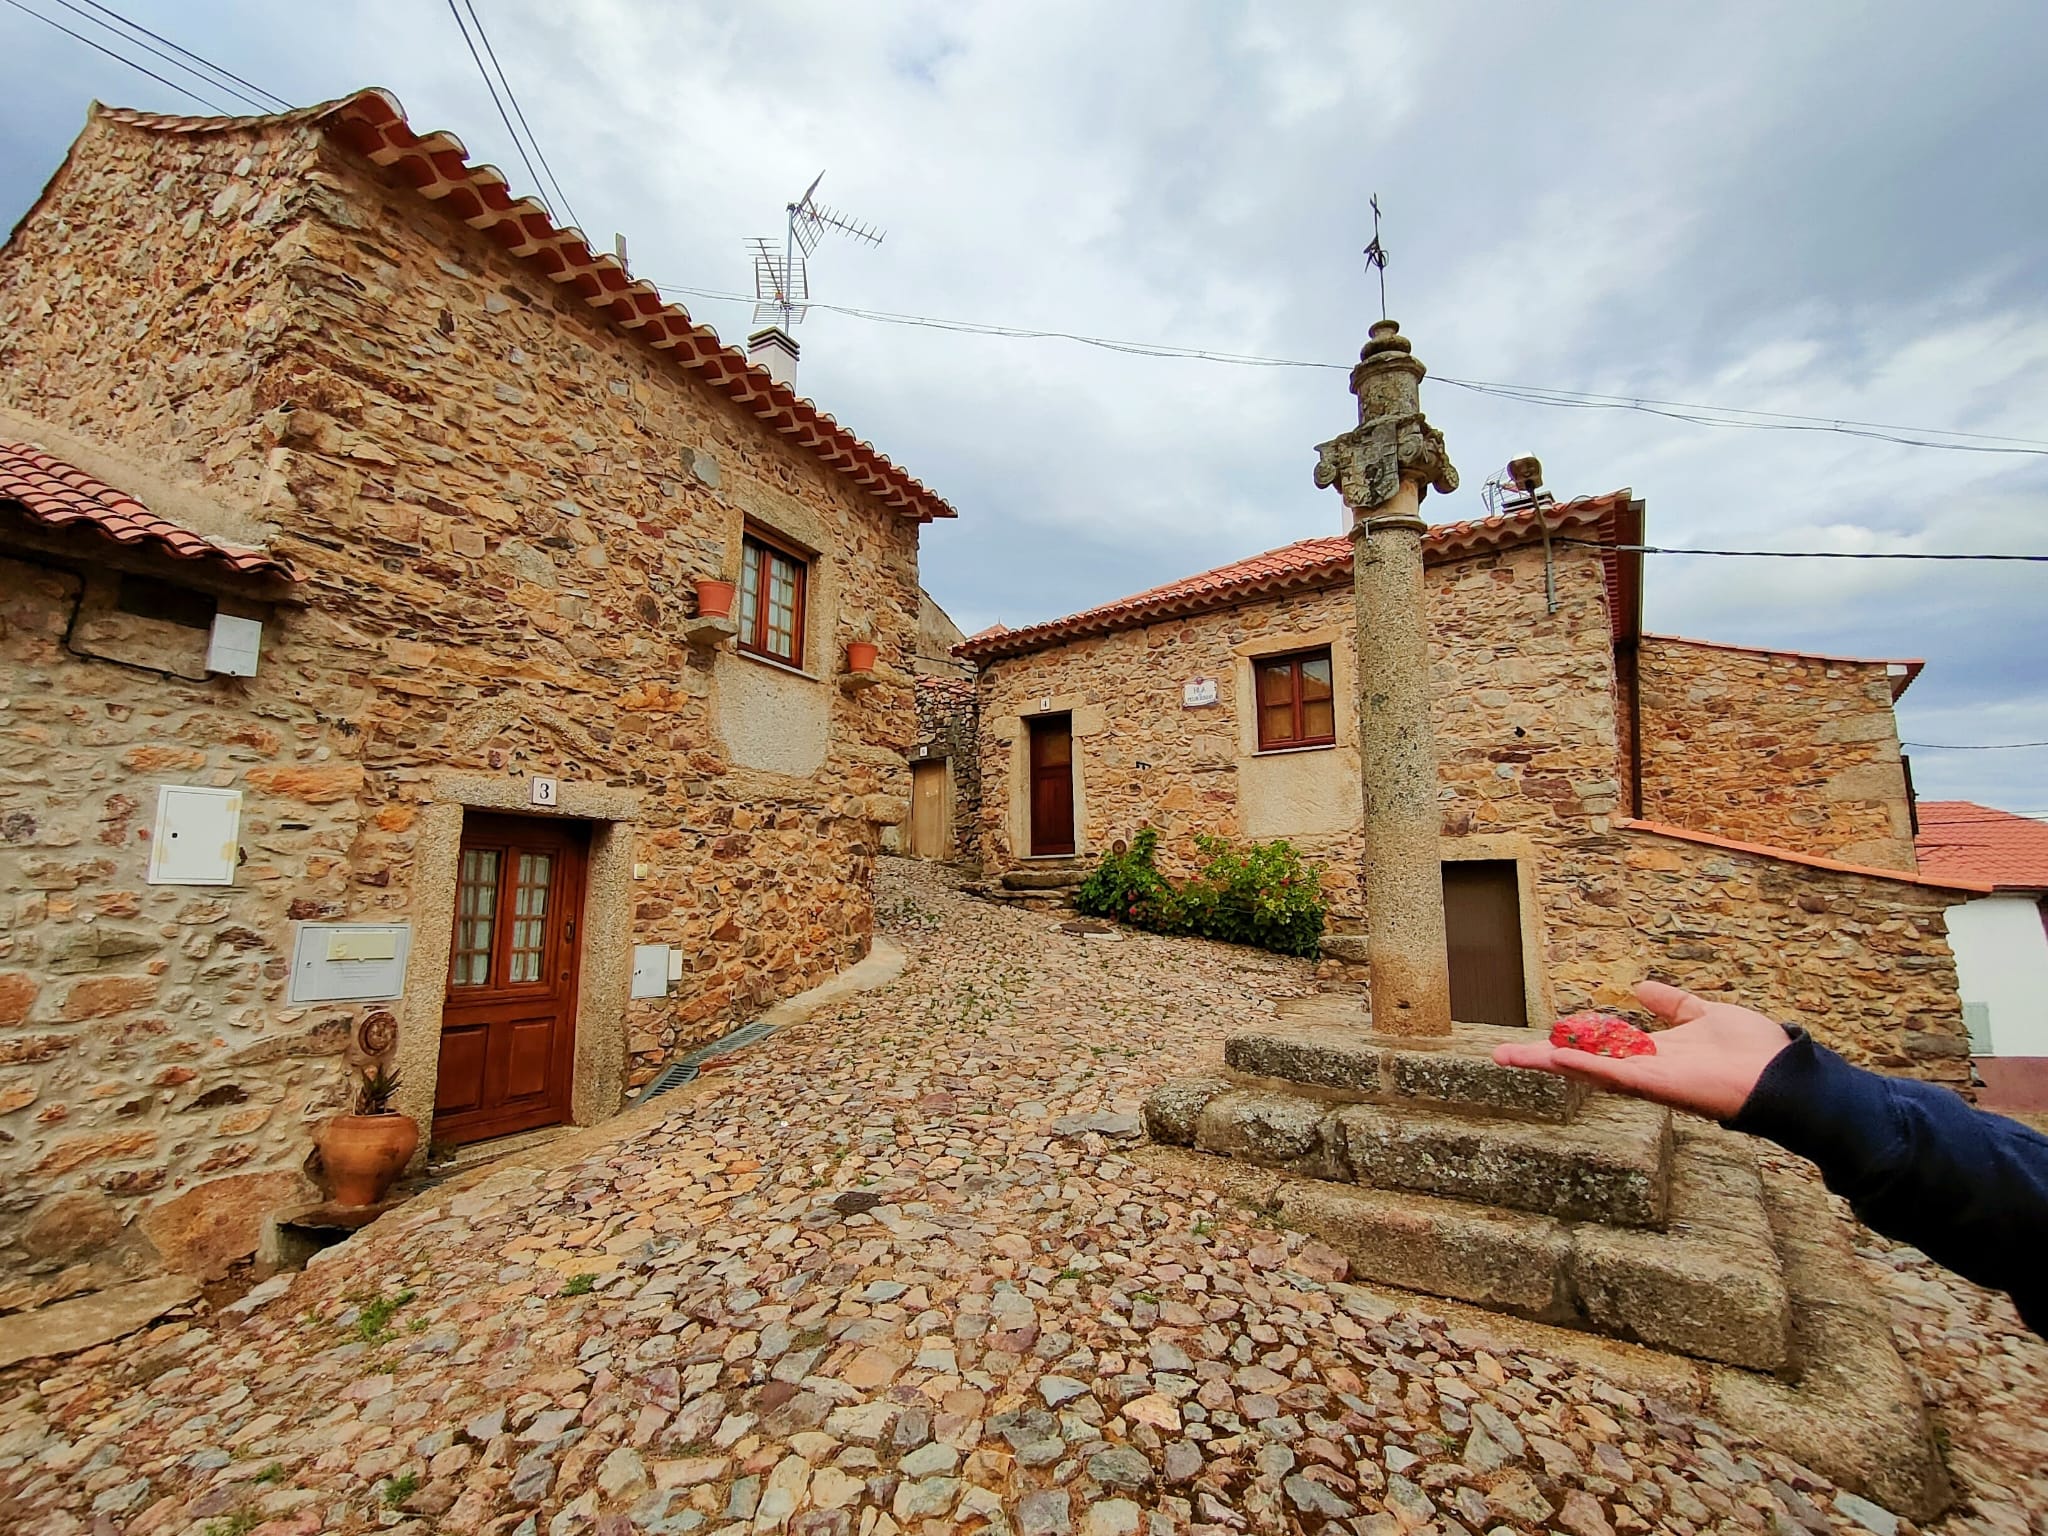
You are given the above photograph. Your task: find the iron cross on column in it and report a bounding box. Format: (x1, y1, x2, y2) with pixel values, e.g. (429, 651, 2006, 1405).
(1363, 194, 1389, 320)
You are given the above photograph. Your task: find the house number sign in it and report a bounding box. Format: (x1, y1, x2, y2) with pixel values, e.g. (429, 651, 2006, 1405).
(1182, 677, 1218, 708)
(529, 775, 559, 807)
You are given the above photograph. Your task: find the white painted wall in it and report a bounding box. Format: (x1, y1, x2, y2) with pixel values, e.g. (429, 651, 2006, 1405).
(1944, 893, 2048, 1056)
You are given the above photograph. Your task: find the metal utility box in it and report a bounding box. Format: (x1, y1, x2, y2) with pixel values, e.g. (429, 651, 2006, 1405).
(147, 785, 242, 885)
(288, 922, 412, 1004)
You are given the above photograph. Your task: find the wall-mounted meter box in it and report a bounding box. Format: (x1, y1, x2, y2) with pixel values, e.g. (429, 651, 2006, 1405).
(288, 922, 412, 1004)
(147, 785, 242, 885)
(631, 944, 672, 999)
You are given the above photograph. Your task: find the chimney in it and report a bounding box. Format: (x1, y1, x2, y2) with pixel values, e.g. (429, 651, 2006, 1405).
(746, 327, 800, 390)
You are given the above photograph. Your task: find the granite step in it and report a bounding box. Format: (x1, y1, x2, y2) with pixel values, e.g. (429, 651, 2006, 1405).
(1145, 1072, 1672, 1227)
(1225, 1020, 1587, 1123)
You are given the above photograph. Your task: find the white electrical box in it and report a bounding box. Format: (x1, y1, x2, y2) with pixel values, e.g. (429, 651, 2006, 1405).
(288, 922, 412, 1004)
(206, 613, 263, 677)
(147, 785, 242, 885)
(631, 944, 671, 999)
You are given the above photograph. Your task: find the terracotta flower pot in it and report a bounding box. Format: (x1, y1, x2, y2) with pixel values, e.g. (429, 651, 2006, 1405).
(314, 1112, 420, 1207)
(846, 640, 878, 673)
(695, 578, 736, 620)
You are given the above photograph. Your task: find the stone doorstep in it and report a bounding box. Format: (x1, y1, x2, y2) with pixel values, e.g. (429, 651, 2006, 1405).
(999, 865, 1090, 891)
(1130, 1143, 1951, 1522)
(1149, 1074, 1673, 1227)
(1225, 1020, 1588, 1123)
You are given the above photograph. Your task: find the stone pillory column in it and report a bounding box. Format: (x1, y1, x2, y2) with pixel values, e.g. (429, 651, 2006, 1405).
(1314, 319, 1460, 1037)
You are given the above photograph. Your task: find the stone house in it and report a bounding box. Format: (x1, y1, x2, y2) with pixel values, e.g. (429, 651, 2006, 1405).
(0, 89, 955, 1303)
(899, 594, 978, 863)
(958, 491, 1986, 1075)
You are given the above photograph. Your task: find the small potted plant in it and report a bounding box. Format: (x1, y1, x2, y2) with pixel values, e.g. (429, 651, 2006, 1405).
(312, 1063, 419, 1207)
(845, 616, 879, 674)
(694, 575, 737, 620)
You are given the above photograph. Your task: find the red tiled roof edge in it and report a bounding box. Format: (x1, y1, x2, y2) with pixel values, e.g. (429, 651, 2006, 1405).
(1618, 816, 1992, 894)
(1644, 633, 1924, 701)
(94, 91, 957, 526)
(1913, 800, 2048, 890)
(0, 438, 297, 580)
(958, 492, 1637, 662)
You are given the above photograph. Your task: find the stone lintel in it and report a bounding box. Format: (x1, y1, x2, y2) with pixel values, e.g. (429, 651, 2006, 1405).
(1224, 1021, 1585, 1123)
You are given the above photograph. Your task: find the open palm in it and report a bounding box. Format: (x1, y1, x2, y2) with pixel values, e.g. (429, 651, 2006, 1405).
(1492, 980, 1794, 1121)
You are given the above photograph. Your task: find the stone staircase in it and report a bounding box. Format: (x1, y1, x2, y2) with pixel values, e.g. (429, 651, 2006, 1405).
(967, 858, 1094, 911)
(1144, 993, 1793, 1373)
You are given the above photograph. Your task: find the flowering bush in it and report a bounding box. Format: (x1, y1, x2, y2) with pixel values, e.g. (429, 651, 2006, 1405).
(1073, 829, 1326, 957)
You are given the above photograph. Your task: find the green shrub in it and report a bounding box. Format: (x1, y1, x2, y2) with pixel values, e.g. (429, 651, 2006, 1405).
(1074, 829, 1325, 957)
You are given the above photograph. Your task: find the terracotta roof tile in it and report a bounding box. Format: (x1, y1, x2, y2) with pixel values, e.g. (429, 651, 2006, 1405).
(957, 492, 1640, 661)
(95, 91, 956, 525)
(1618, 817, 1992, 894)
(0, 438, 296, 579)
(1914, 801, 2048, 890)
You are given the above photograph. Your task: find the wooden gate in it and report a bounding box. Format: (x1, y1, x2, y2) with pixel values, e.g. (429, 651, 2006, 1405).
(909, 759, 948, 858)
(1443, 859, 1528, 1028)
(435, 812, 587, 1145)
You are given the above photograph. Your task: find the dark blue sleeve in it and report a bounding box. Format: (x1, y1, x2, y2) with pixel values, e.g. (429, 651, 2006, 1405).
(1727, 1035, 2048, 1336)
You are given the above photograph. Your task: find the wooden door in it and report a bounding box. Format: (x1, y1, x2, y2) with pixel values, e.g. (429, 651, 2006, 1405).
(435, 813, 588, 1145)
(1443, 860, 1527, 1028)
(1027, 714, 1075, 856)
(909, 759, 948, 858)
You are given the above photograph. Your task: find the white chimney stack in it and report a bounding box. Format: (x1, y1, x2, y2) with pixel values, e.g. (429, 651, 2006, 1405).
(746, 327, 800, 390)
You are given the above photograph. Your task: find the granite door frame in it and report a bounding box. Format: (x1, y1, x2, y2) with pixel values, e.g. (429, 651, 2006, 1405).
(391, 773, 641, 1152)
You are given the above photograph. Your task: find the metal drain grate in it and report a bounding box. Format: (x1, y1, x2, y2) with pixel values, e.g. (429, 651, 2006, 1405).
(637, 1015, 786, 1101)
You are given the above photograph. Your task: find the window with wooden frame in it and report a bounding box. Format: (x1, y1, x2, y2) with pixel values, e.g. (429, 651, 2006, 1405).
(738, 528, 809, 668)
(1254, 647, 1336, 751)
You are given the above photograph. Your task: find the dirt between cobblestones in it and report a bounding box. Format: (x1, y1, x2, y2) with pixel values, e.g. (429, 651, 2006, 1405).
(0, 858, 2040, 1535)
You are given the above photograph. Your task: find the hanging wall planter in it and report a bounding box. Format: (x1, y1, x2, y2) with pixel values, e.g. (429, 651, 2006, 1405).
(695, 578, 737, 620)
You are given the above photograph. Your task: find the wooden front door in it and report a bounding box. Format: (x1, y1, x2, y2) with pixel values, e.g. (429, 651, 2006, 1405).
(1027, 714, 1075, 856)
(910, 759, 948, 858)
(1443, 860, 1528, 1028)
(435, 813, 588, 1145)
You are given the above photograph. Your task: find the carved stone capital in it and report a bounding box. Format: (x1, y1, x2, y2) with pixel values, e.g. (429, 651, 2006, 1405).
(1312, 319, 1458, 515)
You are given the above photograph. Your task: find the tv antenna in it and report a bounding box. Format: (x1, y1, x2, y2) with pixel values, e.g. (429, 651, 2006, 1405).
(752, 171, 885, 331)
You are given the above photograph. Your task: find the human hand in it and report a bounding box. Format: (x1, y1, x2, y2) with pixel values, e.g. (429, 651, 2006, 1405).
(1491, 980, 1794, 1120)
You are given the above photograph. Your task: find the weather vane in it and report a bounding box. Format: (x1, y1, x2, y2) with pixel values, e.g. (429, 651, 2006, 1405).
(1363, 194, 1389, 320)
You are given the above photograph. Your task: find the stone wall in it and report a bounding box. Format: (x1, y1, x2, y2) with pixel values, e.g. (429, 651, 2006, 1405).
(913, 675, 980, 863)
(975, 539, 1635, 1003)
(1621, 824, 1969, 1085)
(0, 110, 925, 1294)
(1638, 637, 1916, 871)
(973, 539, 1974, 1077)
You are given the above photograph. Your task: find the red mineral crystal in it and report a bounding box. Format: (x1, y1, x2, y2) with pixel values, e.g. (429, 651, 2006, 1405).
(1548, 1011, 1657, 1058)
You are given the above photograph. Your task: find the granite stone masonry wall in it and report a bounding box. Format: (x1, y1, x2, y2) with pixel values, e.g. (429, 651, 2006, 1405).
(1622, 828, 1969, 1085)
(0, 111, 924, 1294)
(914, 675, 980, 863)
(976, 541, 1633, 1004)
(1638, 637, 1916, 871)
(975, 539, 1973, 1077)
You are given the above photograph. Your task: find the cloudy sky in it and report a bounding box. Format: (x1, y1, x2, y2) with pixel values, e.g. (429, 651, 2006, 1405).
(5, 2, 2045, 811)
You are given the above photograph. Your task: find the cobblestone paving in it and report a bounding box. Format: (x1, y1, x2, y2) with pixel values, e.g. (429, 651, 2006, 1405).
(2, 859, 2042, 1536)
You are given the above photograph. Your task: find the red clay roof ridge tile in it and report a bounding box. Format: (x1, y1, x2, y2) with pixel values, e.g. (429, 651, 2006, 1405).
(92, 90, 957, 525)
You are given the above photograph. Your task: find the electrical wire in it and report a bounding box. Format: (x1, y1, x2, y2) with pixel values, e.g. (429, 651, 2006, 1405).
(443, 0, 555, 226)
(456, 0, 583, 233)
(67, 0, 289, 111)
(1, 0, 235, 113)
(1558, 539, 2048, 563)
(1902, 740, 2048, 750)
(654, 282, 2048, 458)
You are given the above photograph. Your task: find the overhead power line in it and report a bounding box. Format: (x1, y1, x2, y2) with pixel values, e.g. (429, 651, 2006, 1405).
(456, 0, 582, 232)
(655, 282, 2048, 458)
(1903, 739, 2048, 751)
(1559, 539, 2048, 563)
(2, 0, 234, 113)
(66, 0, 289, 111)
(443, 0, 582, 233)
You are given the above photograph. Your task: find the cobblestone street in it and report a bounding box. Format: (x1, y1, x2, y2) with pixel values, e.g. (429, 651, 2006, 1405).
(2, 859, 2042, 1536)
